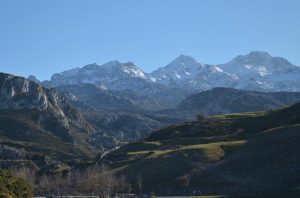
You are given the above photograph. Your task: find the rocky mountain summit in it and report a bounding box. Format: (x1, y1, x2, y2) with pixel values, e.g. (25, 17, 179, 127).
(218, 51, 300, 91)
(27, 75, 40, 84)
(149, 54, 236, 90)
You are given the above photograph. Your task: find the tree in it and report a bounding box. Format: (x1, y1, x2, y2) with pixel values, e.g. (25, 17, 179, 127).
(196, 113, 206, 121)
(38, 175, 50, 194)
(115, 175, 131, 193)
(136, 174, 143, 195)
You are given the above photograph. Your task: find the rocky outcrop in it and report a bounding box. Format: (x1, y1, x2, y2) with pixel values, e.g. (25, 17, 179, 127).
(0, 73, 114, 151)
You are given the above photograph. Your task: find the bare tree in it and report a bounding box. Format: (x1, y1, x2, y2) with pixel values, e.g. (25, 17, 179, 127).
(115, 175, 131, 193)
(38, 174, 51, 193)
(9, 164, 131, 196)
(9, 167, 36, 187)
(136, 174, 143, 195)
(72, 165, 121, 195)
(181, 175, 190, 189)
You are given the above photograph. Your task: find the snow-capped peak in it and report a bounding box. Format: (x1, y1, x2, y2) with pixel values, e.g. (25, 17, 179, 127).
(100, 61, 146, 78)
(45, 60, 147, 87)
(220, 51, 300, 77)
(121, 62, 146, 78)
(43, 51, 300, 96)
(165, 54, 201, 70)
(232, 51, 272, 65)
(149, 55, 204, 82)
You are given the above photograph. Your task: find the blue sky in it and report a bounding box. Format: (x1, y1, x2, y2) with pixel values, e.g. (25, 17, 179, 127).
(0, 0, 299, 80)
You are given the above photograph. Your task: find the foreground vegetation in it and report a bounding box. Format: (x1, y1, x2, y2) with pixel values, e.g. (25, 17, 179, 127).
(0, 169, 32, 198)
(0, 165, 131, 197)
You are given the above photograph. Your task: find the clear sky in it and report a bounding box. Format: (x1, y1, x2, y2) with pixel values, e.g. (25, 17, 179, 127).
(0, 0, 299, 80)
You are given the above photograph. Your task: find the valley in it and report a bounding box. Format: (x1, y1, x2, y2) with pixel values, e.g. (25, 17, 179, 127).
(1, 0, 300, 196)
(1, 51, 300, 197)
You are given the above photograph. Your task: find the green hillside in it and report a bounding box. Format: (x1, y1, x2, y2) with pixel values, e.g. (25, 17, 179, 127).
(100, 102, 300, 195)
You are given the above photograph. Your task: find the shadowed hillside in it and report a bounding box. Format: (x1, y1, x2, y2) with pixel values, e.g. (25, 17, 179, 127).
(176, 87, 300, 116)
(100, 102, 300, 195)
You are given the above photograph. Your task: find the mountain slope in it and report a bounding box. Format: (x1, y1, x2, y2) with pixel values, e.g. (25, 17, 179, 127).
(0, 73, 98, 143)
(176, 87, 300, 116)
(0, 73, 114, 170)
(54, 85, 300, 143)
(56, 84, 163, 111)
(101, 102, 300, 195)
(53, 83, 186, 142)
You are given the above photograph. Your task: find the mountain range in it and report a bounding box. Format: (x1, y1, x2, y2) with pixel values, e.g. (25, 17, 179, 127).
(38, 51, 300, 108)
